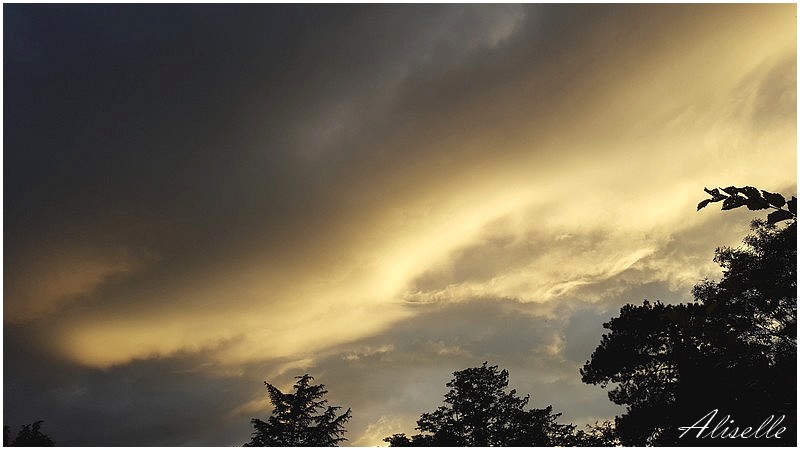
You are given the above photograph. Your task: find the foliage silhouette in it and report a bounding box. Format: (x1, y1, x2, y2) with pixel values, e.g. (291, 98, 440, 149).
(697, 185, 796, 225)
(4, 421, 54, 447)
(582, 187, 796, 446)
(244, 374, 351, 447)
(384, 362, 581, 446)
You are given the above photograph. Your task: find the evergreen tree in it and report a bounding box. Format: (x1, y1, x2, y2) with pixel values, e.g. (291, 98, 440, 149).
(245, 374, 351, 447)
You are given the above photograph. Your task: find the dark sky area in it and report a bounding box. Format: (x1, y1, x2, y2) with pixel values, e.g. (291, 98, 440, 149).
(4, 4, 796, 445)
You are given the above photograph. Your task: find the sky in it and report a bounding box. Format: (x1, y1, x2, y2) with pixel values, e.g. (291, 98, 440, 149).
(3, 4, 797, 446)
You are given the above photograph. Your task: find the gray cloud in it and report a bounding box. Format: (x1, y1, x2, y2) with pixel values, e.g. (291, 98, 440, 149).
(288, 297, 628, 445)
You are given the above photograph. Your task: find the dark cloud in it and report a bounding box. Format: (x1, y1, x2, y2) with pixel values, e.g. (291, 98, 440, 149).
(4, 324, 257, 446)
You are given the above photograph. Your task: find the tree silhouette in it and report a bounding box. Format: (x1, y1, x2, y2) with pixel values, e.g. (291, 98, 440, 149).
(4, 421, 54, 447)
(244, 374, 351, 447)
(565, 421, 620, 447)
(581, 187, 796, 446)
(384, 362, 576, 446)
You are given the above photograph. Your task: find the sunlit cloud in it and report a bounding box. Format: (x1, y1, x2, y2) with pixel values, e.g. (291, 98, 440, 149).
(351, 416, 406, 447)
(42, 15, 797, 369)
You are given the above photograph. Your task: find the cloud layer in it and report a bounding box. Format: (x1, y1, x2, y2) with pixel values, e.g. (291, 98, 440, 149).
(4, 4, 796, 445)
